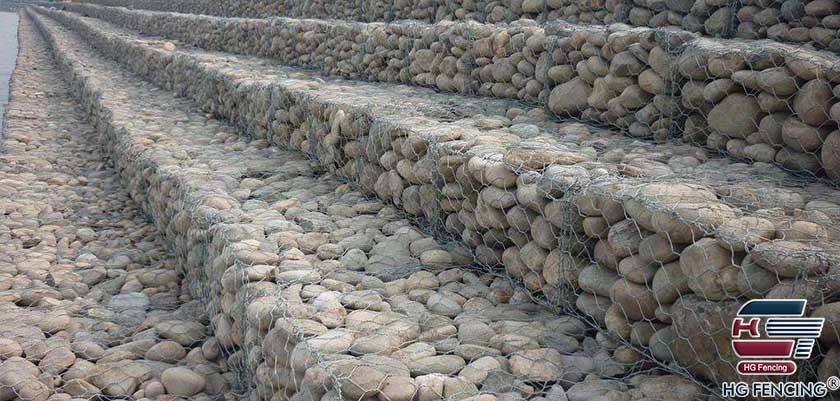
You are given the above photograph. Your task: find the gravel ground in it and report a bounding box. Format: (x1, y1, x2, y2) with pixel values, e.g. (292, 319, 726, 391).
(0, 12, 224, 401)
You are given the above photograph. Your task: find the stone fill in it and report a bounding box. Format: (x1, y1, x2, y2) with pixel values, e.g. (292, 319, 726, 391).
(52, 3, 840, 182)
(3, 1, 840, 400)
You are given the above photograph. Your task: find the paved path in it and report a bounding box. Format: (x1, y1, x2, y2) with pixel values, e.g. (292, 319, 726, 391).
(0, 12, 19, 138)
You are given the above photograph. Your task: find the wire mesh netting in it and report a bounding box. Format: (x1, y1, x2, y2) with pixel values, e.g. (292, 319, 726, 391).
(18, 4, 840, 401)
(68, 0, 840, 51)
(58, 2, 840, 182)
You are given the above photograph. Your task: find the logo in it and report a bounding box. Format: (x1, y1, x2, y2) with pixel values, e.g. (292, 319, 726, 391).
(731, 299, 824, 376)
(721, 299, 839, 399)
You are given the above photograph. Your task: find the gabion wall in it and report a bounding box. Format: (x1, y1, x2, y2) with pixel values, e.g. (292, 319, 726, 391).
(59, 3, 840, 182)
(31, 6, 840, 401)
(74, 0, 840, 51)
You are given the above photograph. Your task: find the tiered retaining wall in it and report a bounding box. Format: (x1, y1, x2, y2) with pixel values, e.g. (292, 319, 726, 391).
(27, 7, 718, 401)
(60, 2, 840, 181)
(32, 6, 840, 397)
(74, 0, 840, 51)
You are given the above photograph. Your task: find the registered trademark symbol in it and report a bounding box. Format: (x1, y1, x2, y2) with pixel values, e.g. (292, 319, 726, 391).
(826, 376, 840, 391)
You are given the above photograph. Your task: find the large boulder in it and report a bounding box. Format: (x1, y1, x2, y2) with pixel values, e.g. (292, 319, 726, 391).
(86, 361, 152, 397)
(823, 130, 840, 180)
(549, 78, 592, 115)
(670, 296, 741, 383)
(509, 348, 564, 381)
(707, 93, 762, 138)
(679, 238, 740, 300)
(812, 302, 840, 345)
(793, 79, 833, 126)
(750, 240, 831, 278)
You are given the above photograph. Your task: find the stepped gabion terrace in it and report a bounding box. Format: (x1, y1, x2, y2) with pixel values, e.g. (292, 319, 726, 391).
(1, 0, 840, 401)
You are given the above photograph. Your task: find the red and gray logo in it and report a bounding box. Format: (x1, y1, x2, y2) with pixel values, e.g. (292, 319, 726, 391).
(732, 299, 824, 375)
